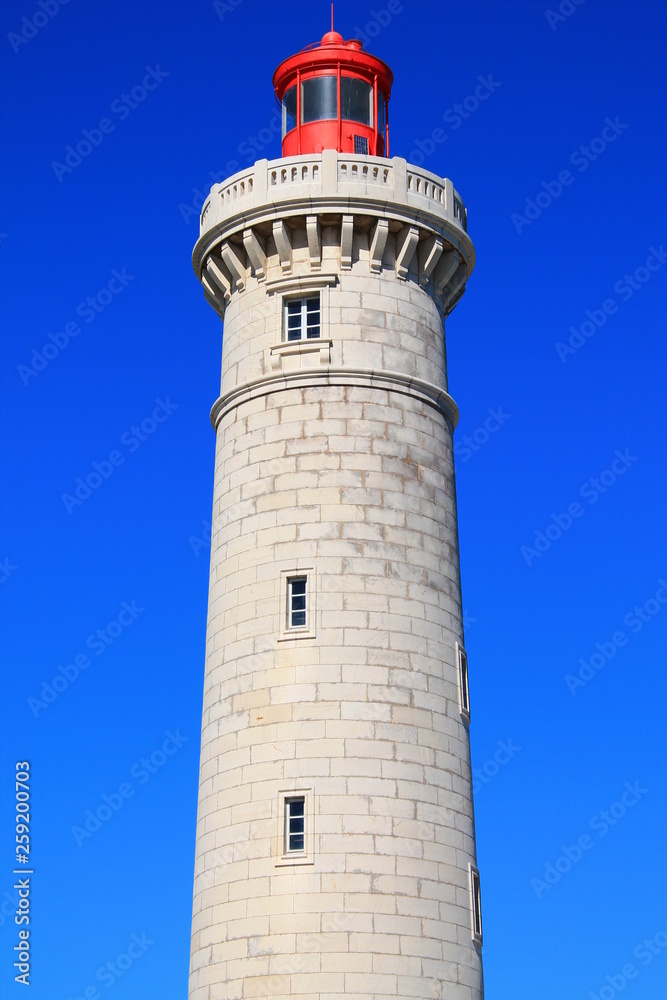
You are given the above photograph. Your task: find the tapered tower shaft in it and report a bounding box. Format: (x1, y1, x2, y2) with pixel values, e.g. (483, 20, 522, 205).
(190, 29, 482, 1000)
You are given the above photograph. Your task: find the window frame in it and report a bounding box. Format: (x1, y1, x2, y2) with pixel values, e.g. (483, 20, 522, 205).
(279, 567, 316, 641)
(301, 75, 338, 124)
(284, 795, 305, 854)
(340, 75, 373, 127)
(469, 864, 483, 944)
(456, 641, 470, 722)
(377, 89, 386, 142)
(269, 280, 334, 367)
(283, 294, 322, 343)
(276, 788, 314, 866)
(287, 575, 307, 630)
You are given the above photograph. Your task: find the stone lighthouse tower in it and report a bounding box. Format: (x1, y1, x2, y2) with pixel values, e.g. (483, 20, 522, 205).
(189, 23, 482, 1000)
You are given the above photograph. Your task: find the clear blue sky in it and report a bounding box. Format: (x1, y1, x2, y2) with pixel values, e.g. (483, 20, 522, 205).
(2, 1, 666, 997)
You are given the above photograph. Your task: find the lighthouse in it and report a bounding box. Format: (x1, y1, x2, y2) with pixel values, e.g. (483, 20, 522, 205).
(189, 22, 482, 1000)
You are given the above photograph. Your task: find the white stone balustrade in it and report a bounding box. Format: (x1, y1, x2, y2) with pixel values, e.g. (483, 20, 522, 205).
(197, 152, 469, 248)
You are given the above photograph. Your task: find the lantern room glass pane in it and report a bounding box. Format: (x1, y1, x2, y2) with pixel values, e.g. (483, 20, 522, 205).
(377, 89, 386, 140)
(341, 77, 372, 126)
(301, 76, 338, 123)
(282, 85, 297, 137)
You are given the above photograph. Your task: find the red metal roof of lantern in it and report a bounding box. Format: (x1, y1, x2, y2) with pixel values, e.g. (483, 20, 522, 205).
(273, 6, 393, 158)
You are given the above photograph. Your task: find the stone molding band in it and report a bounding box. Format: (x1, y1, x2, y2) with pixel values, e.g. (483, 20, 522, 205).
(210, 367, 459, 434)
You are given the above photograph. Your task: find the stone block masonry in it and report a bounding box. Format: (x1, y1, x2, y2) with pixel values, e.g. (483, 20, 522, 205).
(189, 150, 482, 1000)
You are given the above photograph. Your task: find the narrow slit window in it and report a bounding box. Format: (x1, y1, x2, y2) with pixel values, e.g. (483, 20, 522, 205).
(284, 295, 321, 342)
(285, 796, 305, 853)
(470, 865, 483, 944)
(276, 787, 314, 866)
(457, 643, 470, 721)
(288, 576, 307, 629)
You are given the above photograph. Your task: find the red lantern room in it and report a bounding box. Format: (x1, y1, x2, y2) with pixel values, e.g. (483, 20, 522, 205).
(273, 24, 393, 158)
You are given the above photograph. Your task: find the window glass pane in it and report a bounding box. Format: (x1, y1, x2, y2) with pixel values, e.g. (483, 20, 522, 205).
(341, 77, 372, 125)
(306, 299, 320, 338)
(286, 798, 305, 852)
(286, 300, 301, 341)
(472, 871, 483, 937)
(377, 90, 386, 139)
(282, 86, 297, 137)
(285, 296, 321, 343)
(460, 649, 469, 713)
(289, 578, 307, 627)
(302, 76, 337, 123)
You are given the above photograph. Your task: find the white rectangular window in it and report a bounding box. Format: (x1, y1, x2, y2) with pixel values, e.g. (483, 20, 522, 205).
(285, 295, 321, 341)
(284, 796, 305, 853)
(469, 864, 483, 944)
(287, 576, 307, 629)
(456, 642, 470, 722)
(276, 788, 314, 866)
(279, 567, 316, 642)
